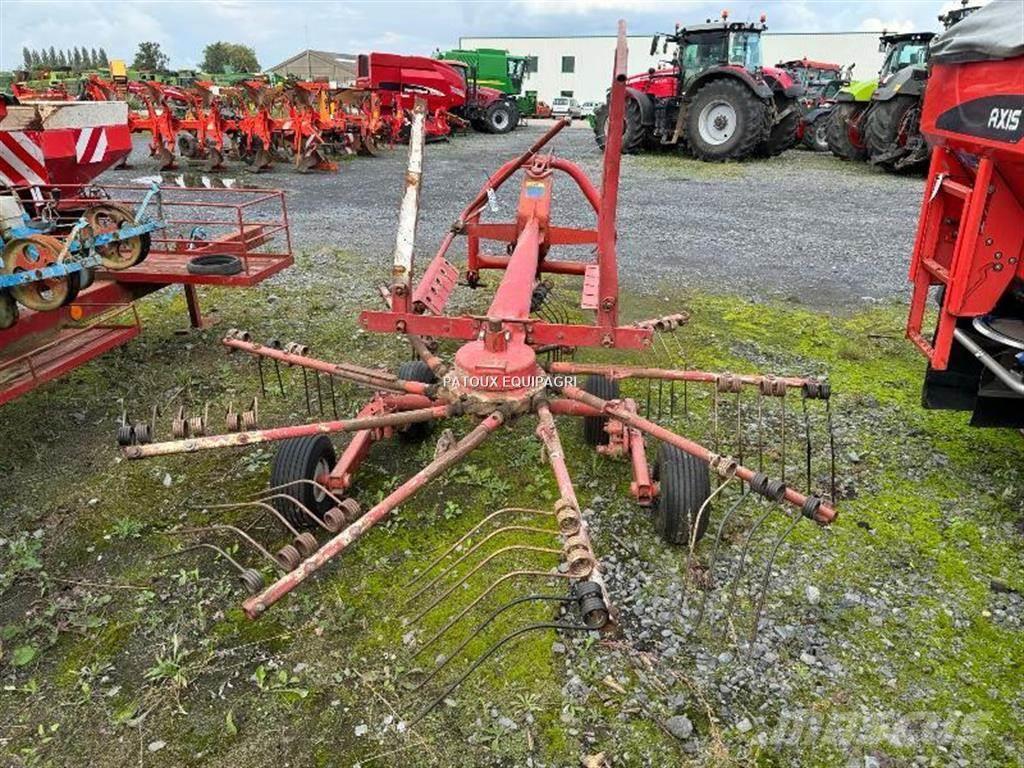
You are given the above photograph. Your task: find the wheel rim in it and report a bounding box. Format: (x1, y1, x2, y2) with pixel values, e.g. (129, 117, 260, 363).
(86, 205, 143, 270)
(312, 457, 330, 503)
(814, 122, 828, 149)
(491, 110, 508, 129)
(3, 236, 70, 311)
(697, 100, 737, 146)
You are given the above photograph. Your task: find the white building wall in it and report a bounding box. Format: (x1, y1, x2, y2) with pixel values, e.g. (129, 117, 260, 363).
(459, 32, 886, 104)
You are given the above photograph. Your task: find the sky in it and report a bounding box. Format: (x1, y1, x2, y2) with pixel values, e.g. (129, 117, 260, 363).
(0, 0, 974, 71)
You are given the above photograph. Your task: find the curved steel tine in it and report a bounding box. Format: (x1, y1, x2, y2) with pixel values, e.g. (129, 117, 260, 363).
(735, 390, 744, 466)
(155, 542, 247, 575)
(689, 491, 752, 636)
(257, 479, 346, 507)
(827, 399, 836, 504)
(405, 546, 562, 624)
(211, 499, 301, 538)
(722, 503, 776, 636)
(410, 621, 586, 726)
(205, 494, 332, 532)
(165, 525, 285, 572)
(684, 474, 736, 581)
(403, 526, 558, 605)
(404, 507, 553, 588)
(411, 570, 570, 659)
(411, 594, 573, 692)
(748, 509, 803, 647)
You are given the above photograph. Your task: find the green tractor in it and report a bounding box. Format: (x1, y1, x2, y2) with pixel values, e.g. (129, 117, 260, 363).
(436, 47, 538, 116)
(825, 31, 933, 166)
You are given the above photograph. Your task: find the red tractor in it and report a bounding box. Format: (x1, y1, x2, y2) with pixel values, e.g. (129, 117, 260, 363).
(905, 0, 1024, 427)
(777, 59, 847, 152)
(439, 59, 520, 134)
(593, 11, 803, 161)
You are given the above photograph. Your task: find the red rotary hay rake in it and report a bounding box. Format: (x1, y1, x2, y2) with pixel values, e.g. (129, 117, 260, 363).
(121, 24, 837, 720)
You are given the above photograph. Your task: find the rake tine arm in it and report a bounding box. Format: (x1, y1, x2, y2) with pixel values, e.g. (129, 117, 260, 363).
(557, 386, 837, 525)
(690, 493, 752, 635)
(122, 403, 460, 459)
(165, 525, 284, 572)
(242, 410, 506, 619)
(548, 362, 824, 395)
(223, 335, 434, 396)
(748, 509, 803, 645)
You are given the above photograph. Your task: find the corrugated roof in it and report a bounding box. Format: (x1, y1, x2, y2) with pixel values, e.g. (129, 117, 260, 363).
(267, 49, 359, 72)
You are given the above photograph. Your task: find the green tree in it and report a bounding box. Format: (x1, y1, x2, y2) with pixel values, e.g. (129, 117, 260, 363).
(47, 46, 57, 67)
(57, 49, 68, 68)
(71, 47, 82, 70)
(30, 49, 42, 68)
(98, 48, 109, 67)
(90, 47, 100, 68)
(22, 47, 32, 69)
(200, 41, 259, 74)
(132, 41, 169, 72)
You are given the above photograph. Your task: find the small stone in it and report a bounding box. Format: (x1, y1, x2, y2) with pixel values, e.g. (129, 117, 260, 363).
(665, 715, 693, 739)
(162, 473, 172, 487)
(147, 741, 165, 753)
(551, 642, 566, 654)
(736, 717, 753, 733)
(497, 716, 517, 731)
(806, 586, 821, 605)
(800, 652, 817, 666)
(354, 724, 369, 737)
(717, 651, 733, 665)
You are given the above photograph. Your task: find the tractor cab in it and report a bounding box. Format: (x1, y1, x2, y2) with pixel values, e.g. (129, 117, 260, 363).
(652, 17, 767, 93)
(506, 55, 527, 93)
(938, 0, 980, 30)
(877, 32, 934, 82)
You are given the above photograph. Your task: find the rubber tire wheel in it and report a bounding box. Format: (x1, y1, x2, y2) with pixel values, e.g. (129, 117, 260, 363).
(186, 254, 243, 276)
(826, 102, 868, 161)
(582, 374, 620, 446)
(593, 97, 646, 154)
(802, 112, 831, 152)
(654, 442, 712, 545)
(755, 104, 800, 157)
(269, 434, 338, 528)
(863, 94, 921, 171)
(484, 101, 516, 134)
(685, 79, 767, 161)
(397, 360, 437, 443)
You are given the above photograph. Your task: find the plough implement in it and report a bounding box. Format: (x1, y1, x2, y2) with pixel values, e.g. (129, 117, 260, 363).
(122, 23, 838, 719)
(79, 73, 401, 173)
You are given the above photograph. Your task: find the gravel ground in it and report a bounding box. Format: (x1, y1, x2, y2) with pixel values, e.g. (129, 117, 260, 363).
(111, 120, 923, 311)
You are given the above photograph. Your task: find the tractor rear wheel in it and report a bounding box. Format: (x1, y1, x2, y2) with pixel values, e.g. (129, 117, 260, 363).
(582, 374, 619, 446)
(270, 434, 338, 528)
(654, 443, 711, 545)
(396, 360, 437, 442)
(485, 101, 517, 134)
(593, 97, 646, 154)
(826, 102, 868, 161)
(755, 105, 800, 157)
(802, 112, 831, 152)
(864, 94, 923, 171)
(685, 79, 766, 161)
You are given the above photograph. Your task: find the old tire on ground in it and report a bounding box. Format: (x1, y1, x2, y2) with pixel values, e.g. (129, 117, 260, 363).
(685, 79, 767, 161)
(582, 374, 619, 446)
(396, 360, 437, 443)
(270, 434, 338, 528)
(485, 101, 517, 134)
(826, 102, 868, 161)
(593, 97, 646, 154)
(802, 112, 831, 152)
(654, 443, 712, 545)
(755, 106, 800, 157)
(863, 94, 922, 171)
